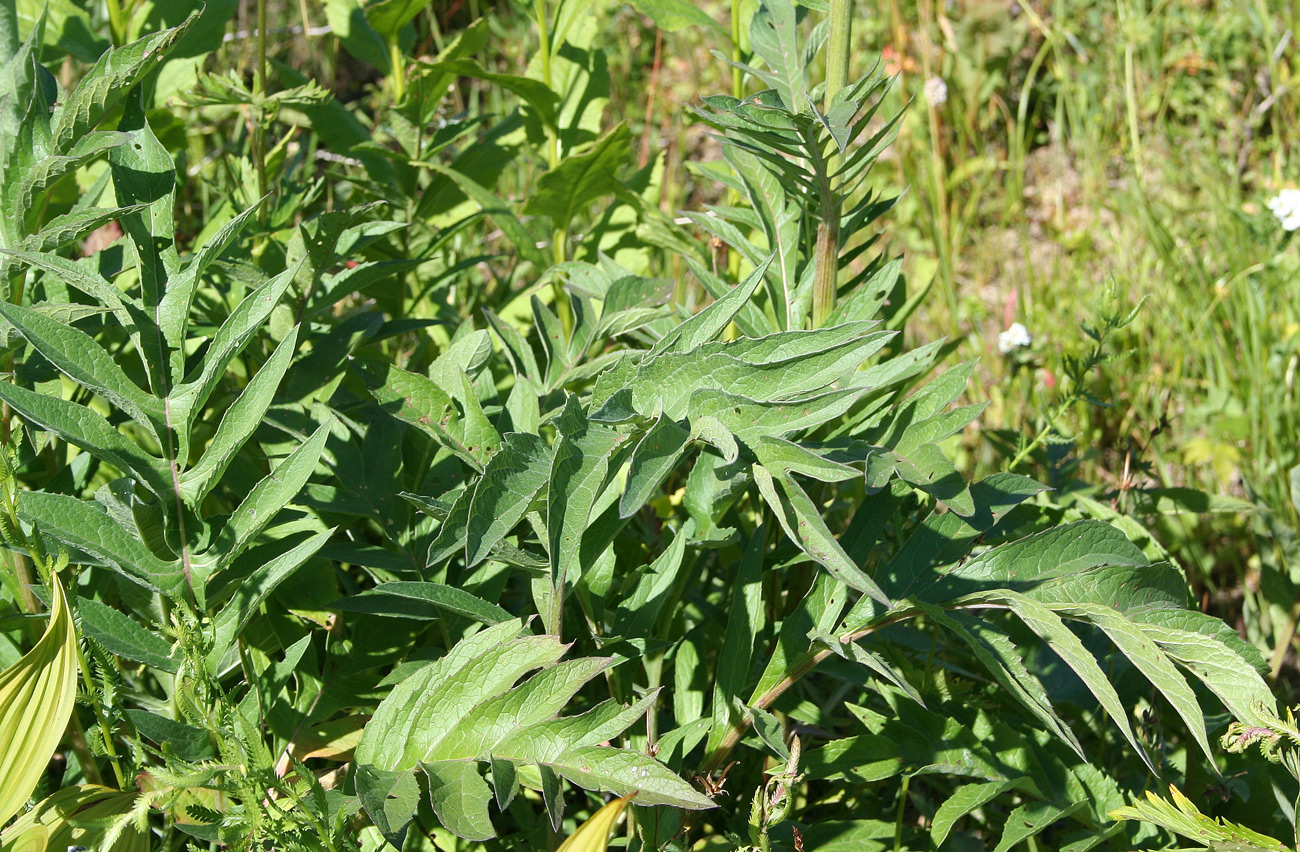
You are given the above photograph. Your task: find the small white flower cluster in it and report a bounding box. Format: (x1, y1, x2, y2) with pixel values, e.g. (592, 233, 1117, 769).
(923, 77, 948, 107)
(1268, 189, 1300, 231)
(998, 322, 1032, 354)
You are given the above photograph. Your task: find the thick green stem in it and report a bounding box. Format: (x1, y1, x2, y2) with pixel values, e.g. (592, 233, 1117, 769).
(812, 0, 853, 327)
(825, 0, 852, 110)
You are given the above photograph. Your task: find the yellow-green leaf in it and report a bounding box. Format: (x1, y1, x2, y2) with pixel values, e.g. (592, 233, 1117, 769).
(0, 572, 79, 826)
(0, 784, 148, 852)
(557, 796, 632, 852)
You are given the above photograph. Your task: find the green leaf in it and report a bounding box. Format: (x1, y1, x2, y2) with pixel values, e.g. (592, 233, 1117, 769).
(48, 20, 193, 158)
(1047, 601, 1214, 766)
(956, 589, 1155, 772)
(76, 598, 176, 673)
(0, 300, 163, 438)
(992, 801, 1083, 852)
(931, 779, 1017, 848)
(352, 358, 483, 471)
(754, 465, 890, 605)
(1111, 786, 1290, 852)
(0, 572, 78, 826)
(179, 328, 299, 506)
(0, 380, 170, 496)
(364, 0, 434, 38)
(331, 581, 510, 625)
(421, 760, 496, 841)
(465, 432, 552, 568)
(708, 525, 766, 753)
(172, 262, 301, 434)
(626, 0, 724, 31)
(547, 398, 627, 626)
(17, 204, 147, 254)
(212, 422, 331, 568)
(19, 492, 183, 596)
(747, 0, 807, 111)
(619, 412, 690, 518)
(524, 124, 632, 228)
(208, 529, 332, 666)
(357, 625, 711, 839)
(648, 255, 771, 357)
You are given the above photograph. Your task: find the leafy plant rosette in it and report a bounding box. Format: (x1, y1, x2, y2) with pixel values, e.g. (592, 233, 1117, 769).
(0, 0, 1285, 849)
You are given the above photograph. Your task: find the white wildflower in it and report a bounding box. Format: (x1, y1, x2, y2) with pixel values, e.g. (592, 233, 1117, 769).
(1268, 189, 1300, 231)
(923, 77, 948, 107)
(998, 322, 1032, 354)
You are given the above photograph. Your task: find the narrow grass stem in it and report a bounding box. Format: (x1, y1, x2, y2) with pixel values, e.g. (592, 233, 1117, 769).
(533, 0, 573, 336)
(388, 35, 406, 103)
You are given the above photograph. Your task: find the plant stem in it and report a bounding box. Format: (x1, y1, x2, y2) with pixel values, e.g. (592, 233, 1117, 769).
(75, 639, 128, 788)
(533, 0, 573, 336)
(388, 35, 406, 103)
(253, 0, 269, 228)
(105, 0, 128, 46)
(812, 0, 853, 328)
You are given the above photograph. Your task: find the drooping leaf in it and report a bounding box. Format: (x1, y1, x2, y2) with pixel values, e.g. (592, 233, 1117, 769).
(0, 572, 78, 826)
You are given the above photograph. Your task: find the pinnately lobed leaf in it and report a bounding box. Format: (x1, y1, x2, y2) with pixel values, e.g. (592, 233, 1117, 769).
(0, 572, 79, 826)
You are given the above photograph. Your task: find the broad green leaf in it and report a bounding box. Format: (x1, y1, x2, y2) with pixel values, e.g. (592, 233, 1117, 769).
(16, 204, 146, 254)
(162, 200, 263, 347)
(172, 262, 301, 435)
(19, 492, 182, 595)
(524, 124, 632, 227)
(48, 21, 192, 158)
(0, 300, 163, 438)
(920, 605, 1082, 758)
(76, 598, 176, 673)
(364, 0, 434, 38)
(547, 398, 628, 623)
(352, 358, 482, 471)
(465, 432, 552, 567)
(0, 572, 77, 826)
(208, 529, 332, 667)
(331, 581, 510, 625)
(1047, 601, 1214, 765)
(748, 0, 807, 111)
(754, 435, 858, 482)
(648, 255, 772, 357)
(357, 626, 711, 839)
(1131, 608, 1276, 729)
(0, 380, 170, 496)
(421, 761, 496, 841)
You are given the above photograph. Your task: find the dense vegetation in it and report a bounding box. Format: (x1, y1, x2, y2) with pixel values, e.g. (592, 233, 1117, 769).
(1, 0, 1299, 850)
